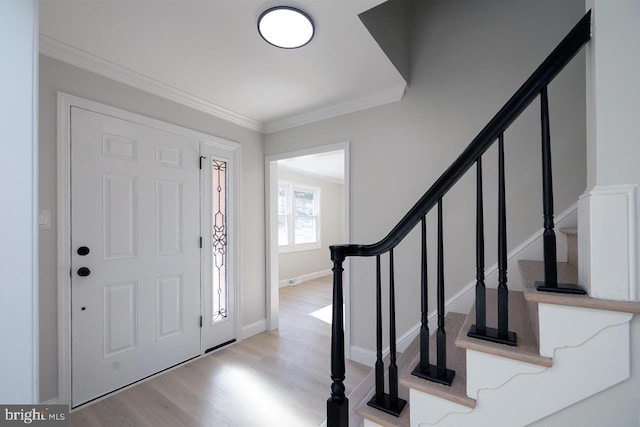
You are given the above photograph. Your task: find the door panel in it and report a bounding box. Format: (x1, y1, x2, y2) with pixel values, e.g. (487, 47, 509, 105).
(70, 107, 201, 407)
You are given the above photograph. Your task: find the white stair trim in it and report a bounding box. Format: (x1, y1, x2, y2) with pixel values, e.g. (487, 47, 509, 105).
(408, 305, 633, 427)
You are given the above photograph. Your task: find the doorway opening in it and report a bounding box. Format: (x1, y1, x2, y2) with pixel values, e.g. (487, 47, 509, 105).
(265, 142, 350, 357)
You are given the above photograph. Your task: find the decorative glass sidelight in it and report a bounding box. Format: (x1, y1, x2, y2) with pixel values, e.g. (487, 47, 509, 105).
(211, 159, 228, 323)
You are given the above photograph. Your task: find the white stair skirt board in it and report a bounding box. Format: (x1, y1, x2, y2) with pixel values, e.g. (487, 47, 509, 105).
(409, 306, 633, 427)
(350, 203, 577, 368)
(578, 184, 639, 301)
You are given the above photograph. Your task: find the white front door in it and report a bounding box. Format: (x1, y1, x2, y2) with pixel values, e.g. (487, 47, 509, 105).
(70, 106, 201, 407)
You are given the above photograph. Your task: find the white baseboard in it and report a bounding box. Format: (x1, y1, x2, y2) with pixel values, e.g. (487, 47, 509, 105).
(279, 269, 332, 288)
(350, 202, 578, 367)
(241, 318, 267, 339)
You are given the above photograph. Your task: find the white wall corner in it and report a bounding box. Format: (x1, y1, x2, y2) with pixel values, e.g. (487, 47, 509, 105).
(350, 345, 376, 367)
(578, 185, 639, 301)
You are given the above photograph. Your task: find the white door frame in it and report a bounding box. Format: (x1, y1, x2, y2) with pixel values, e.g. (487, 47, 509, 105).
(264, 141, 351, 358)
(56, 92, 242, 405)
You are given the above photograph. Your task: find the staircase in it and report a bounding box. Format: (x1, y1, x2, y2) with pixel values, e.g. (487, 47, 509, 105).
(350, 229, 639, 426)
(325, 10, 640, 427)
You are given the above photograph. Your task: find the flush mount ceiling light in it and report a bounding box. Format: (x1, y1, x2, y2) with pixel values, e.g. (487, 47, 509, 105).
(258, 6, 314, 49)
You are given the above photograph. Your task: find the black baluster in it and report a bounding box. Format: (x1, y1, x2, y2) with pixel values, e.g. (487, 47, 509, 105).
(374, 255, 384, 404)
(496, 134, 514, 343)
(368, 251, 407, 416)
(412, 218, 433, 380)
(469, 135, 517, 346)
(468, 157, 488, 340)
(388, 249, 400, 407)
(327, 249, 348, 427)
(436, 199, 455, 384)
(536, 87, 586, 294)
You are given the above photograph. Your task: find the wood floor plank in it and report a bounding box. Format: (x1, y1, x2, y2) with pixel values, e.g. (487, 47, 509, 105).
(70, 276, 368, 426)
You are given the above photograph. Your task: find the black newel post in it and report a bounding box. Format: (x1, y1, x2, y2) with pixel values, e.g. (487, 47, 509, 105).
(327, 247, 348, 427)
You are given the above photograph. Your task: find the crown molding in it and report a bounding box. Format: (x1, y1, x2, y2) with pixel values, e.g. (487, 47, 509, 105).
(40, 35, 407, 135)
(264, 83, 406, 134)
(39, 35, 264, 133)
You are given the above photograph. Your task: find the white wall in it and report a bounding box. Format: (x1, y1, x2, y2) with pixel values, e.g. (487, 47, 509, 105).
(265, 0, 586, 352)
(0, 1, 39, 403)
(277, 167, 344, 282)
(539, 1, 640, 424)
(38, 55, 265, 402)
(585, 0, 640, 188)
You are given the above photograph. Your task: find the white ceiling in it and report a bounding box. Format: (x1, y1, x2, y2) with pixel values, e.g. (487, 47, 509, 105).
(39, 0, 406, 133)
(278, 150, 344, 183)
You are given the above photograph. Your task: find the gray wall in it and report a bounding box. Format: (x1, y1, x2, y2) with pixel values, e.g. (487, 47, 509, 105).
(277, 168, 345, 281)
(265, 0, 587, 352)
(38, 55, 265, 402)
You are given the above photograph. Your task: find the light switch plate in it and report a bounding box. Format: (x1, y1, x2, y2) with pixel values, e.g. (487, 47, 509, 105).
(39, 210, 51, 230)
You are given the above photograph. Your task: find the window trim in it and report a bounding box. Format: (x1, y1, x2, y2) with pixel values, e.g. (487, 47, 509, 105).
(278, 180, 321, 253)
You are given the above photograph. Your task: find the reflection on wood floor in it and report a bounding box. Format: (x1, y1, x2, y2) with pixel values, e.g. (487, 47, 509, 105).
(70, 276, 369, 426)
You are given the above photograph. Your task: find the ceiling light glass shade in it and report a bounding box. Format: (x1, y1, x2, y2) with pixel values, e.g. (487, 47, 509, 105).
(258, 6, 314, 49)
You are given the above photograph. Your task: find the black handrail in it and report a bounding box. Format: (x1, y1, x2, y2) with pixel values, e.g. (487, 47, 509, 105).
(329, 10, 591, 262)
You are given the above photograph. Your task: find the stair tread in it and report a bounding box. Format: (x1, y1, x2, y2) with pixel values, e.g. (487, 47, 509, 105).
(355, 313, 467, 426)
(355, 400, 410, 427)
(520, 260, 640, 314)
(455, 289, 553, 367)
(400, 312, 476, 409)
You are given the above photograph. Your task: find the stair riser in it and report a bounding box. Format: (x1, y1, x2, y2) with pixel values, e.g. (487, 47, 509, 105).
(538, 304, 633, 357)
(409, 389, 471, 427)
(466, 350, 544, 398)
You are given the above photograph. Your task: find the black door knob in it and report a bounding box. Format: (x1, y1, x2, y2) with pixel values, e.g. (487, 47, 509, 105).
(77, 246, 90, 256)
(77, 267, 91, 277)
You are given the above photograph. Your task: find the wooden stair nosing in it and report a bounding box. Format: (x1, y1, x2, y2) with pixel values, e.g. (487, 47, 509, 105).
(355, 400, 410, 427)
(399, 312, 476, 409)
(558, 227, 577, 235)
(455, 289, 553, 368)
(519, 260, 640, 314)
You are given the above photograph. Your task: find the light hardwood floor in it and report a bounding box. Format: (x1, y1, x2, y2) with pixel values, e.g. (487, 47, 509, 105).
(69, 276, 369, 427)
